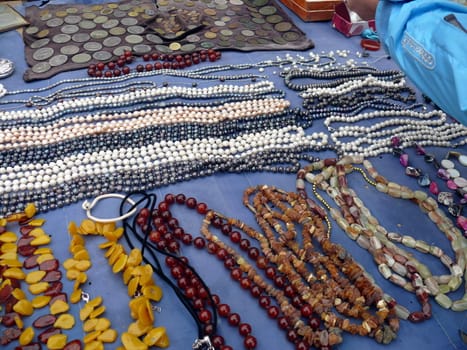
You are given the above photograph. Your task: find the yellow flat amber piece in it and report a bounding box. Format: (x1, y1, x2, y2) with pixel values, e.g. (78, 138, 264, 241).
(142, 285, 162, 302)
(66, 268, 81, 280)
(31, 295, 51, 309)
(81, 219, 97, 234)
(30, 235, 51, 246)
(29, 218, 46, 226)
(143, 327, 168, 347)
(68, 221, 78, 235)
(75, 260, 92, 271)
(137, 299, 154, 326)
(88, 296, 103, 308)
(25, 270, 47, 284)
(19, 326, 34, 346)
(90, 305, 106, 319)
(155, 331, 170, 348)
(0, 231, 18, 243)
(112, 254, 128, 274)
(76, 272, 88, 284)
(102, 222, 116, 234)
(33, 247, 53, 255)
(1, 242, 17, 253)
(121, 332, 148, 350)
(50, 299, 70, 315)
(127, 249, 143, 267)
(36, 253, 55, 264)
(83, 331, 101, 344)
(95, 318, 111, 331)
(24, 203, 37, 218)
(70, 288, 83, 304)
(129, 296, 146, 318)
(127, 276, 140, 297)
(29, 228, 45, 237)
(12, 288, 27, 300)
(127, 321, 152, 337)
(123, 266, 135, 285)
(14, 314, 24, 329)
(80, 303, 94, 321)
(4, 267, 26, 280)
(97, 328, 117, 343)
(139, 265, 154, 286)
(103, 230, 118, 242)
(0, 259, 21, 267)
(29, 282, 49, 295)
(63, 258, 78, 270)
(112, 227, 124, 239)
(108, 245, 124, 265)
(74, 249, 91, 261)
(13, 299, 34, 316)
(0, 251, 18, 260)
(47, 333, 68, 349)
(98, 241, 114, 249)
(70, 234, 85, 247)
(83, 318, 99, 332)
(54, 313, 75, 329)
(104, 243, 118, 258)
(84, 340, 104, 350)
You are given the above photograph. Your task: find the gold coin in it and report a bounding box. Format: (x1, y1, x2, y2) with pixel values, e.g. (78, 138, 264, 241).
(204, 31, 217, 39)
(91, 5, 103, 11)
(169, 42, 181, 51)
(108, 3, 119, 9)
(128, 11, 139, 17)
(204, 9, 216, 16)
(36, 29, 50, 38)
(55, 10, 68, 18)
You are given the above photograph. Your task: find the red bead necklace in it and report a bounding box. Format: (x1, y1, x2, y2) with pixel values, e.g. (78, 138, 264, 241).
(87, 49, 222, 78)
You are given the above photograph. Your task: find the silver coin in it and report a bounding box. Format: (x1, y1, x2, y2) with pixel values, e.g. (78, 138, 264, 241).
(30, 38, 50, 49)
(127, 25, 145, 34)
(40, 13, 53, 21)
(64, 15, 81, 24)
(113, 10, 127, 18)
(79, 20, 97, 30)
(121, 17, 138, 26)
(49, 54, 69, 67)
(102, 19, 119, 29)
(186, 34, 201, 43)
(93, 51, 113, 61)
(52, 33, 71, 44)
(180, 43, 196, 52)
(132, 44, 151, 54)
(94, 15, 109, 24)
(103, 36, 122, 47)
(90, 30, 109, 40)
(118, 4, 132, 11)
(83, 42, 103, 51)
(72, 33, 91, 43)
(145, 33, 163, 44)
(60, 44, 80, 55)
(25, 26, 39, 35)
(61, 24, 79, 34)
(33, 47, 55, 61)
(155, 44, 171, 53)
(100, 8, 114, 15)
(82, 12, 97, 20)
(71, 53, 92, 64)
(125, 34, 143, 44)
(66, 7, 79, 14)
(31, 62, 51, 74)
(109, 27, 126, 36)
(46, 18, 64, 28)
(113, 46, 132, 56)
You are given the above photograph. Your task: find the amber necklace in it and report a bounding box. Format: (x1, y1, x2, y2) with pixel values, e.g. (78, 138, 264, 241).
(300, 156, 467, 319)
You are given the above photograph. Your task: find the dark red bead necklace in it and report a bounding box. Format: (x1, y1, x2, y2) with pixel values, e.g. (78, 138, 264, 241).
(87, 49, 222, 78)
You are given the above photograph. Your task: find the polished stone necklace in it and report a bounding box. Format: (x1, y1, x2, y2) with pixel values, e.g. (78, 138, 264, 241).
(300, 156, 467, 318)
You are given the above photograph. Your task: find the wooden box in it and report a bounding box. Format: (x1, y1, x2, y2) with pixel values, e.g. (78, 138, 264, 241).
(279, 0, 342, 22)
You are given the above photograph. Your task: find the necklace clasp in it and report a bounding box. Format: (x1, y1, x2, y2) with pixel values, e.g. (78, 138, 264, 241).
(82, 193, 138, 223)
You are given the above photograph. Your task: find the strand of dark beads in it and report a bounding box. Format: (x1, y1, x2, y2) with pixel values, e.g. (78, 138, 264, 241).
(283, 68, 404, 91)
(150, 193, 316, 350)
(0, 148, 319, 215)
(0, 105, 303, 165)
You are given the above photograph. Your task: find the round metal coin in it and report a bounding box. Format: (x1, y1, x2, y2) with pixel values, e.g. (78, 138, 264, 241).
(259, 6, 277, 16)
(180, 43, 196, 52)
(132, 44, 151, 54)
(40, 13, 53, 21)
(274, 22, 293, 32)
(169, 42, 181, 51)
(94, 15, 109, 24)
(49, 54, 68, 67)
(52, 33, 71, 44)
(33, 47, 54, 61)
(113, 46, 132, 56)
(79, 20, 97, 30)
(155, 44, 171, 53)
(282, 31, 299, 41)
(25, 26, 39, 35)
(90, 30, 109, 40)
(125, 34, 143, 44)
(31, 62, 51, 74)
(266, 14, 283, 24)
(71, 53, 92, 64)
(146, 34, 163, 44)
(230, 0, 244, 5)
(102, 19, 119, 29)
(83, 42, 103, 52)
(54, 10, 67, 18)
(64, 15, 81, 24)
(36, 29, 50, 38)
(92, 51, 112, 61)
(109, 27, 126, 36)
(61, 24, 79, 34)
(72, 33, 91, 43)
(121, 17, 138, 26)
(127, 25, 145, 34)
(65, 7, 78, 14)
(82, 12, 97, 20)
(60, 44, 80, 55)
(113, 10, 127, 18)
(100, 8, 114, 15)
(103, 36, 122, 47)
(30, 38, 50, 49)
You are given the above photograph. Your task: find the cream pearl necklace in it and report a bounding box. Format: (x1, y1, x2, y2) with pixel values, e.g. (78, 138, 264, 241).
(300, 156, 467, 317)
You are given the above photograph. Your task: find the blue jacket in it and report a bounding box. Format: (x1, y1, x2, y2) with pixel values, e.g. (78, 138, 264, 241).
(376, 0, 467, 125)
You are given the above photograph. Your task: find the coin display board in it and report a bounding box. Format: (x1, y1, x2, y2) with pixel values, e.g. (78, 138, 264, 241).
(22, 0, 313, 81)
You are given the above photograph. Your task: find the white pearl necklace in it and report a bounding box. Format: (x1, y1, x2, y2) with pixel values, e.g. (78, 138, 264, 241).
(0, 81, 277, 122)
(0, 98, 290, 150)
(0, 126, 328, 194)
(324, 109, 467, 157)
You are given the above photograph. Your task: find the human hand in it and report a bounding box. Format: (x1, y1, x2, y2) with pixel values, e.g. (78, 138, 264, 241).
(345, 0, 379, 20)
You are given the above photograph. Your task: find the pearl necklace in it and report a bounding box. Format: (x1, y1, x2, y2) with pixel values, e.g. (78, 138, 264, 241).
(0, 81, 278, 125)
(324, 109, 467, 157)
(0, 98, 291, 150)
(300, 156, 467, 316)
